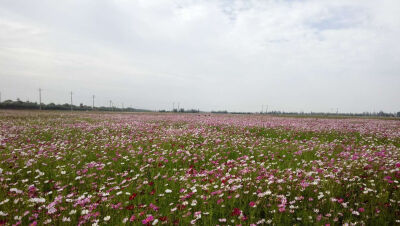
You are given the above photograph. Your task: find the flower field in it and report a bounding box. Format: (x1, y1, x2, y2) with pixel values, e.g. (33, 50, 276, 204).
(0, 111, 399, 225)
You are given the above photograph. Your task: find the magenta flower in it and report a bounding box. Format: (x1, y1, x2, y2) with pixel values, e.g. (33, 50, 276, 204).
(231, 208, 241, 216)
(142, 215, 154, 225)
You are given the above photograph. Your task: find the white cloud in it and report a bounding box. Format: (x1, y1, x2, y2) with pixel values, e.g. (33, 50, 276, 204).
(0, 0, 399, 112)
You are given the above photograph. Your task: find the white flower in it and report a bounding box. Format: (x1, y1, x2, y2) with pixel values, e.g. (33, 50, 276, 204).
(47, 207, 57, 214)
(165, 189, 172, 193)
(0, 211, 8, 216)
(104, 216, 111, 221)
(10, 188, 23, 194)
(14, 216, 22, 221)
(62, 217, 71, 222)
(152, 219, 159, 225)
(69, 210, 76, 215)
(29, 197, 46, 203)
(81, 209, 89, 215)
(318, 194, 324, 200)
(0, 199, 9, 205)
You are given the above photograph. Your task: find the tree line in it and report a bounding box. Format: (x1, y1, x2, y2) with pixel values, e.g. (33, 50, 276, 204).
(1, 99, 399, 117)
(0, 99, 150, 112)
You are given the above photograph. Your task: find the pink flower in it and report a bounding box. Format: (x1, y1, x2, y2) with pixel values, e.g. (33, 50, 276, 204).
(194, 211, 202, 217)
(217, 199, 224, 205)
(358, 207, 365, 213)
(384, 176, 394, 183)
(249, 201, 256, 207)
(142, 215, 154, 224)
(300, 180, 309, 188)
(130, 215, 136, 222)
(149, 203, 159, 211)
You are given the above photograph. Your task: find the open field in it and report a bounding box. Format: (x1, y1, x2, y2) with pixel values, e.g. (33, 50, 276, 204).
(0, 110, 399, 225)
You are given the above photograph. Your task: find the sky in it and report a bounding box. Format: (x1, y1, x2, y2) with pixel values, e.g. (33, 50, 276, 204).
(0, 0, 399, 113)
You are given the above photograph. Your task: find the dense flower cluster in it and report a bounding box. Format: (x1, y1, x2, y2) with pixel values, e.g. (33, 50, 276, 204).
(0, 111, 399, 225)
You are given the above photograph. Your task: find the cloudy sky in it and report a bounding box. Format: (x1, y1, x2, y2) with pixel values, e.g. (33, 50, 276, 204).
(0, 0, 399, 113)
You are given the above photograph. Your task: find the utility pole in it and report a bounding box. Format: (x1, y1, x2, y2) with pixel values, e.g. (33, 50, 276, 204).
(92, 95, 95, 110)
(266, 105, 269, 114)
(177, 102, 180, 111)
(39, 88, 42, 110)
(70, 91, 73, 111)
(261, 105, 264, 114)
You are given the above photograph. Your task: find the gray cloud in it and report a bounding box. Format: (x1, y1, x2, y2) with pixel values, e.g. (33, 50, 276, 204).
(0, 0, 399, 112)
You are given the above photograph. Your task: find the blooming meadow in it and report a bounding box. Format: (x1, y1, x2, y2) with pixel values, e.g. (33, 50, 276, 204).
(0, 111, 399, 225)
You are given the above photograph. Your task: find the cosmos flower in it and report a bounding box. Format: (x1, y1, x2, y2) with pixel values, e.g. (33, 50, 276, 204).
(142, 215, 154, 225)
